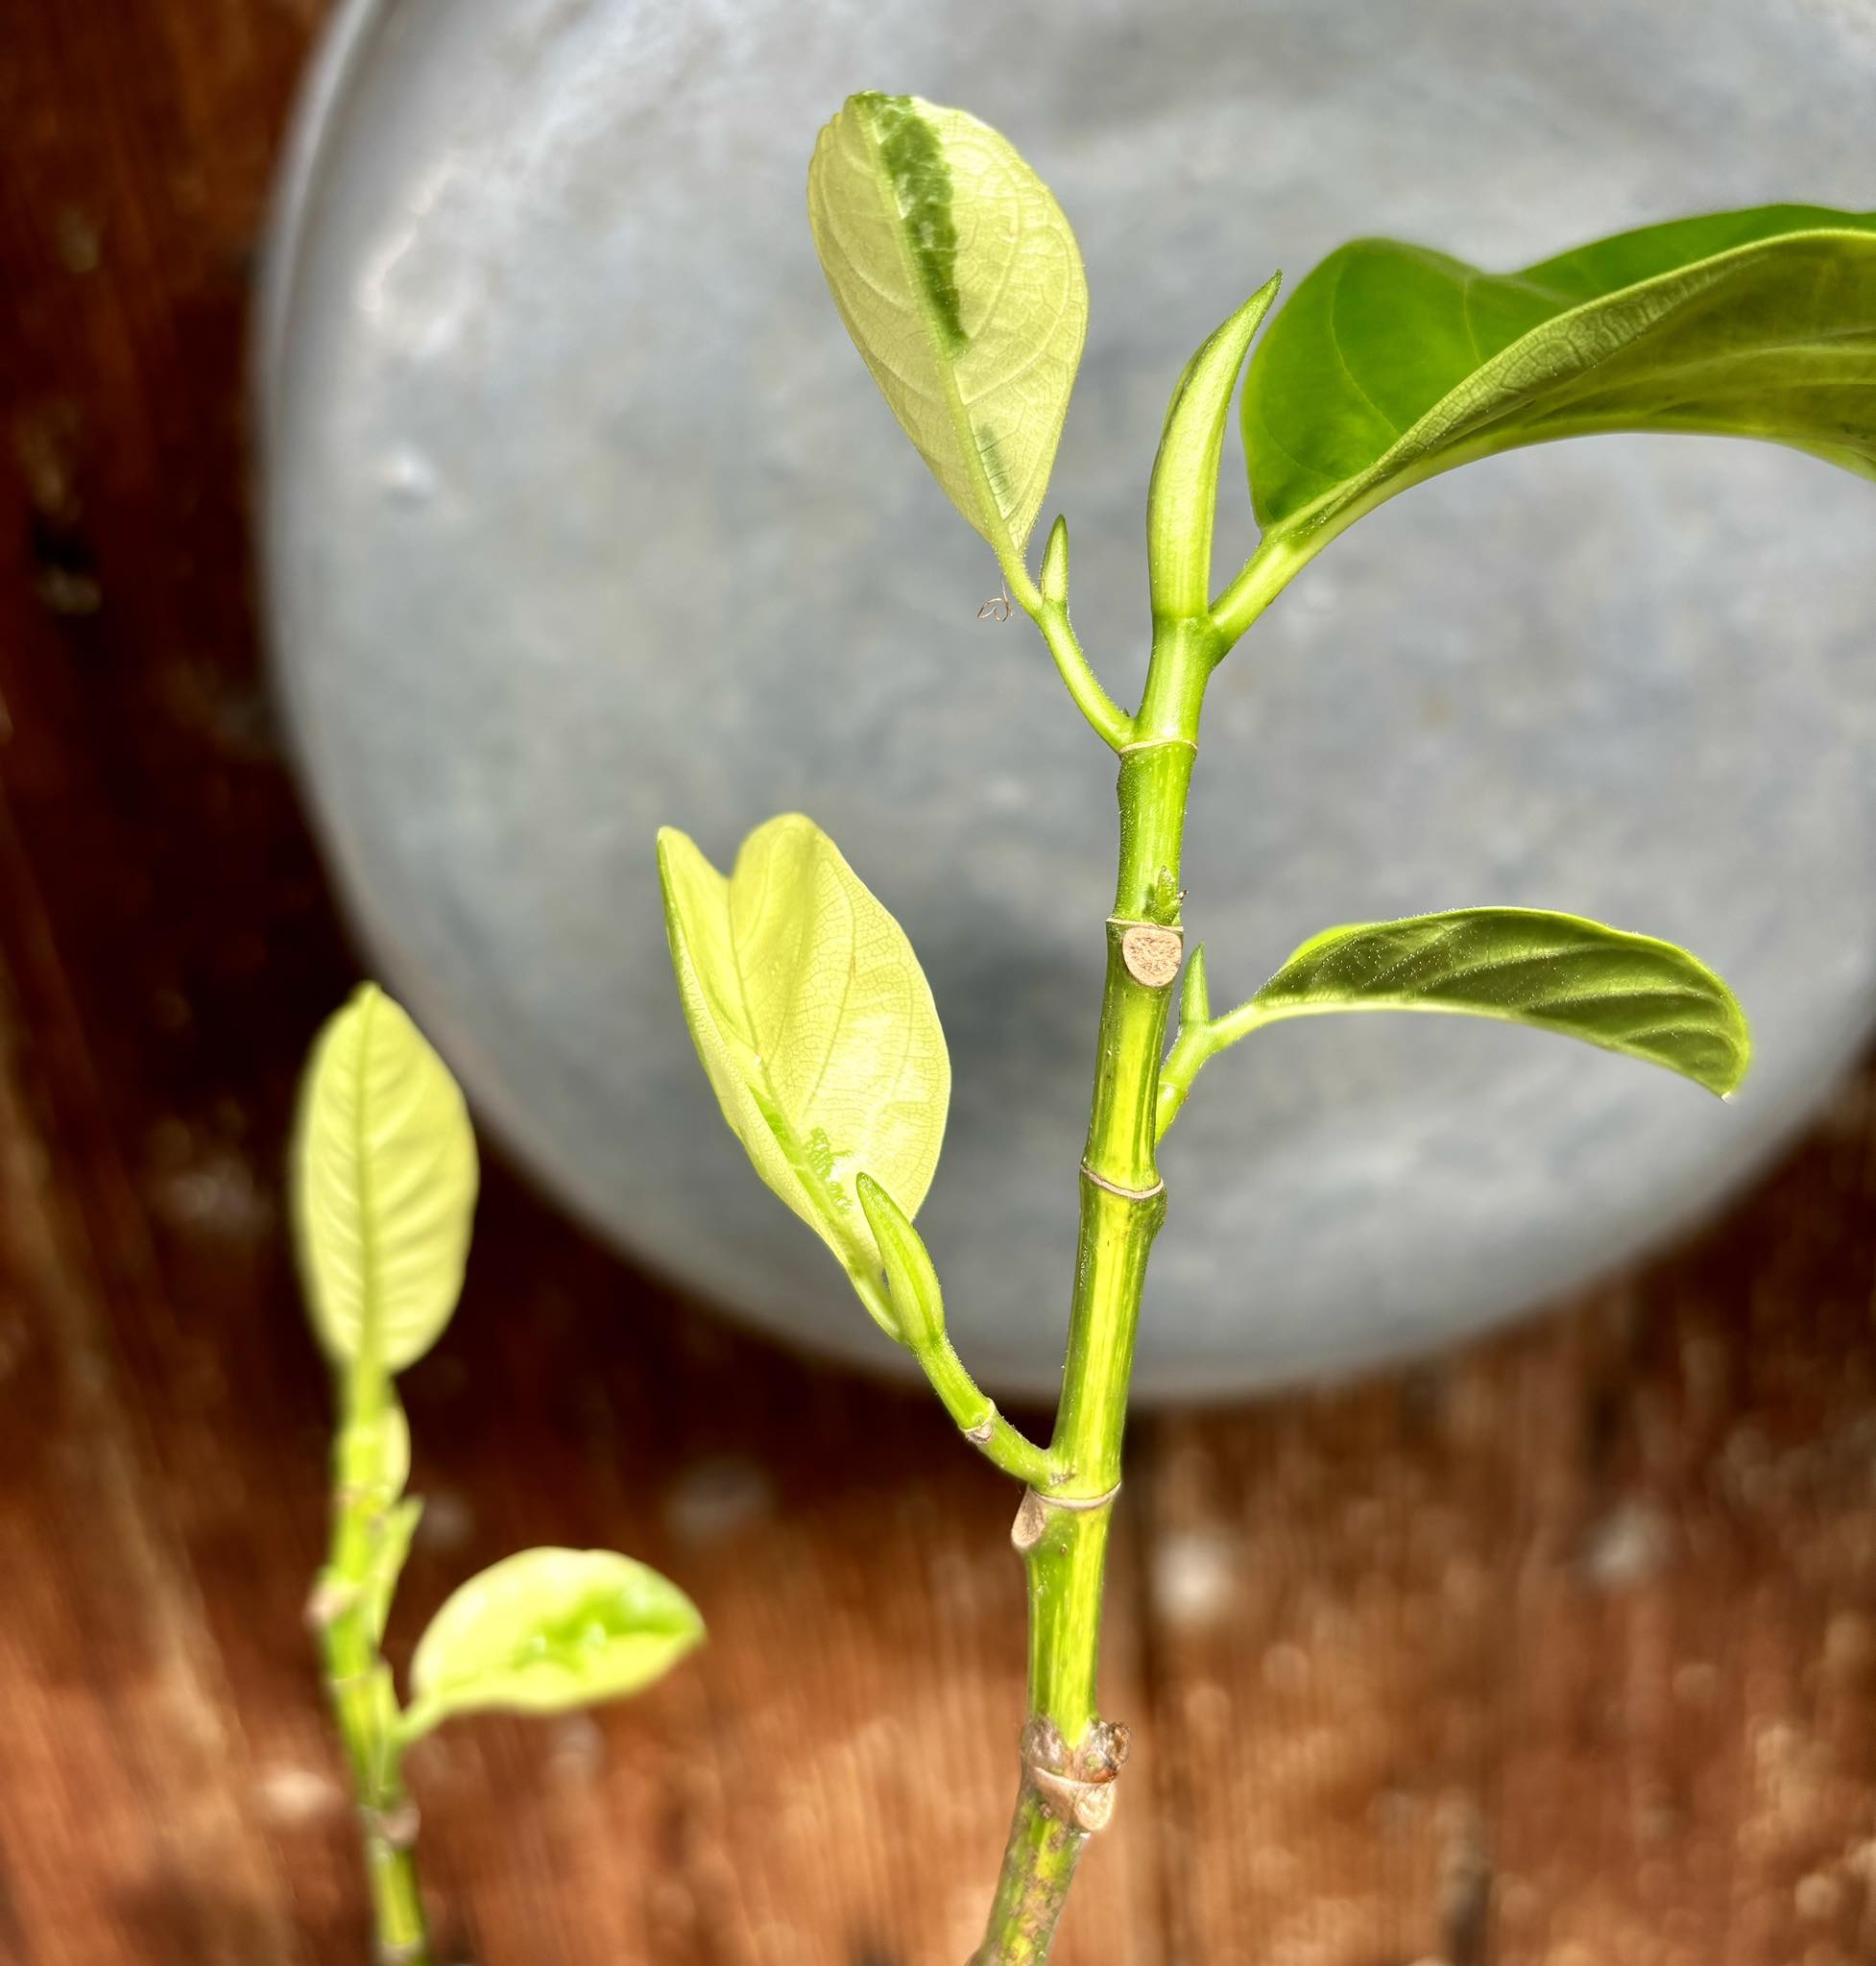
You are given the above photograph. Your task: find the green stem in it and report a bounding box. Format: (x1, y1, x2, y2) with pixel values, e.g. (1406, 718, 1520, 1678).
(973, 621, 1215, 1963)
(315, 1381, 432, 1966)
(911, 1332, 1059, 1489)
(1005, 547, 1135, 753)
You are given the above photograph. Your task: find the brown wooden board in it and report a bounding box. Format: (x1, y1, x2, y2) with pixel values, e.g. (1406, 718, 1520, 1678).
(3, 7, 1874, 1962)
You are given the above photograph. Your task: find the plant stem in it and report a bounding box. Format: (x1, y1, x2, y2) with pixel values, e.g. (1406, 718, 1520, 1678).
(973, 621, 1215, 1963)
(314, 1381, 432, 1966)
(1006, 553, 1135, 753)
(974, 1767, 1093, 1964)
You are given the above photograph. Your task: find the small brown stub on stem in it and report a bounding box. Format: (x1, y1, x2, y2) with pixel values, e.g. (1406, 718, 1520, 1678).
(1118, 923, 1183, 988)
(1021, 1715, 1131, 1834)
(1011, 1488, 1050, 1553)
(303, 1575, 356, 1632)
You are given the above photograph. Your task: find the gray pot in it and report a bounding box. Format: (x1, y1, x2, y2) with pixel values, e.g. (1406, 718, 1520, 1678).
(259, 0, 1876, 1400)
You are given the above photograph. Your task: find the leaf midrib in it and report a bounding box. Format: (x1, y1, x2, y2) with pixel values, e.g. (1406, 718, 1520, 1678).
(1270, 225, 1876, 542)
(721, 840, 871, 1263)
(852, 100, 1024, 568)
(350, 988, 380, 1381)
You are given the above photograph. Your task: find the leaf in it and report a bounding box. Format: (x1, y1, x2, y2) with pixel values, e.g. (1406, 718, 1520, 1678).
(293, 983, 479, 1378)
(1219, 908, 1749, 1096)
(657, 815, 950, 1327)
(402, 1547, 704, 1740)
(1256, 911, 1751, 1094)
(1242, 207, 1876, 542)
(808, 92, 1088, 563)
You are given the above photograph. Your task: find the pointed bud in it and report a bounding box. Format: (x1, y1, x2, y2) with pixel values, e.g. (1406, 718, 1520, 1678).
(856, 1173, 947, 1355)
(1041, 515, 1070, 610)
(1147, 274, 1282, 621)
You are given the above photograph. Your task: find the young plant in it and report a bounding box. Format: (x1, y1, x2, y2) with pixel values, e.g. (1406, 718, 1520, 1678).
(661, 95, 1876, 1962)
(295, 984, 705, 1964)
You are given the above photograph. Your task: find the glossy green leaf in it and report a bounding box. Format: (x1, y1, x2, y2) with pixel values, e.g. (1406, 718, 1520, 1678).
(657, 814, 950, 1331)
(401, 1547, 704, 1740)
(1243, 207, 1876, 542)
(808, 92, 1088, 563)
(293, 984, 479, 1378)
(1159, 907, 1748, 1137)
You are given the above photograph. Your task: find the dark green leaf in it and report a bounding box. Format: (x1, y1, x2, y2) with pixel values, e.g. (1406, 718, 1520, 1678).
(1243, 207, 1876, 541)
(1261, 908, 1747, 1092)
(1159, 908, 1748, 1136)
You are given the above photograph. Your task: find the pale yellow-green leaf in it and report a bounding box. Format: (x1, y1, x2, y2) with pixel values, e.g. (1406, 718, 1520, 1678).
(293, 983, 478, 1377)
(401, 1547, 704, 1740)
(808, 92, 1087, 562)
(657, 814, 950, 1324)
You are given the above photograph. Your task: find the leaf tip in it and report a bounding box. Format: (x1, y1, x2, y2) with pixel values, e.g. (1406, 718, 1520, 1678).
(1714, 1028, 1753, 1102)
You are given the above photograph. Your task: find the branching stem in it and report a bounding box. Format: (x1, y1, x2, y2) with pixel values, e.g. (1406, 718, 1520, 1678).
(1003, 552, 1135, 753)
(971, 619, 1211, 1962)
(908, 1331, 1058, 1488)
(964, 275, 1317, 1959)
(1207, 529, 1313, 646)
(970, 481, 1313, 1954)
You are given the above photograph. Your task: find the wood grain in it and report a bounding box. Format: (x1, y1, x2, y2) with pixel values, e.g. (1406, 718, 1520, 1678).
(3, 6, 1875, 1963)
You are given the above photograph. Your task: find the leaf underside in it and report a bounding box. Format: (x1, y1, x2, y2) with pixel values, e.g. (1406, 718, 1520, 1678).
(293, 984, 479, 1377)
(1251, 908, 1749, 1097)
(658, 813, 950, 1283)
(807, 91, 1088, 558)
(406, 1546, 703, 1736)
(1244, 205, 1876, 539)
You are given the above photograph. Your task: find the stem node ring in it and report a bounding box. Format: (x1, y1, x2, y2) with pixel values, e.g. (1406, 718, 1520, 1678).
(1077, 1163, 1165, 1203)
(361, 1800, 422, 1852)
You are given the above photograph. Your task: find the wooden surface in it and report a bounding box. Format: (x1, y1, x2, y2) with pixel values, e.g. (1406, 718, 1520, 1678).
(5, 8, 1876, 1963)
